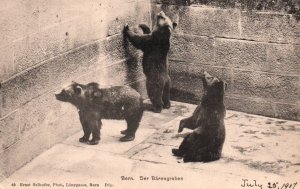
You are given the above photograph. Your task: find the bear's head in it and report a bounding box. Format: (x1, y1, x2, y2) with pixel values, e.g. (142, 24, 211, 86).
(55, 81, 101, 107)
(202, 71, 227, 100)
(156, 11, 177, 32)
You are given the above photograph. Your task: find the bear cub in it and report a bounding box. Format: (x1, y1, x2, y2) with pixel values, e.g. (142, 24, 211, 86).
(172, 72, 227, 162)
(124, 11, 177, 113)
(55, 82, 144, 145)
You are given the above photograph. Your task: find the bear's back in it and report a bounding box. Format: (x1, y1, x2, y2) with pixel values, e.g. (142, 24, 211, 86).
(100, 86, 142, 104)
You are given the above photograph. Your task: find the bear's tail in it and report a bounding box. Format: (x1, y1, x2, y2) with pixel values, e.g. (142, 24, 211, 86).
(139, 24, 151, 34)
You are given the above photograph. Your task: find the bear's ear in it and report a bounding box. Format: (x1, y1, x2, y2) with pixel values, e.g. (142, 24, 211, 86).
(157, 11, 166, 17)
(72, 81, 78, 85)
(172, 22, 177, 30)
(74, 85, 82, 95)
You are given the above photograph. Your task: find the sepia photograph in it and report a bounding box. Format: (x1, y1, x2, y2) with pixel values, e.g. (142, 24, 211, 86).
(0, 0, 299, 188)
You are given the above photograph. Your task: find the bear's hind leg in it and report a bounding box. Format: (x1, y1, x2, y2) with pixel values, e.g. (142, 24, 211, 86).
(120, 110, 143, 142)
(201, 152, 221, 162)
(146, 80, 163, 113)
(162, 76, 171, 109)
(200, 143, 223, 162)
(172, 133, 192, 157)
(183, 146, 198, 162)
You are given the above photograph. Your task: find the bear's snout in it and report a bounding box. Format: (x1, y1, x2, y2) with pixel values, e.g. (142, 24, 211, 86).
(55, 90, 68, 101)
(157, 11, 166, 17)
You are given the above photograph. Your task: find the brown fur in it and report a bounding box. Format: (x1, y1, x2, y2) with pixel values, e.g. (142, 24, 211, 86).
(55, 82, 144, 144)
(172, 72, 227, 162)
(124, 11, 177, 113)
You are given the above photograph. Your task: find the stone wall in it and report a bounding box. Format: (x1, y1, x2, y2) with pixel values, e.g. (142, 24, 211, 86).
(151, 2, 299, 120)
(0, 0, 150, 179)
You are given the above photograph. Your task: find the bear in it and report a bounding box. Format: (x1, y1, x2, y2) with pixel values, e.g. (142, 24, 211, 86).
(55, 82, 144, 145)
(124, 11, 177, 113)
(172, 71, 227, 162)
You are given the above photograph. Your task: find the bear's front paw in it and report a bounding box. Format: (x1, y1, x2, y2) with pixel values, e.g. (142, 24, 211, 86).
(178, 123, 184, 133)
(79, 137, 89, 143)
(120, 135, 135, 142)
(172, 148, 184, 157)
(87, 139, 100, 145)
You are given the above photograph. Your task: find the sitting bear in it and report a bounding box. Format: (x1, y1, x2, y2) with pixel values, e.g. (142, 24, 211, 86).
(124, 11, 177, 113)
(172, 71, 227, 162)
(55, 82, 144, 144)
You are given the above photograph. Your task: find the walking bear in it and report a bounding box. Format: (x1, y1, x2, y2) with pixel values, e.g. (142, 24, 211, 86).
(124, 11, 177, 113)
(55, 82, 144, 144)
(172, 72, 227, 162)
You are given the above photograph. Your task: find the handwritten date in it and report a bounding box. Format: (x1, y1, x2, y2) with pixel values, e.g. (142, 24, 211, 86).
(267, 182, 297, 189)
(241, 179, 297, 189)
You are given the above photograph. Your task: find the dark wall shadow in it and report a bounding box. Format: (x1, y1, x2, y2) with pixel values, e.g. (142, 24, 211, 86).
(122, 28, 144, 94)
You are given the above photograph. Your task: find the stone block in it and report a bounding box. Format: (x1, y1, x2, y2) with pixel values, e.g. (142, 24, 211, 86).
(70, 13, 107, 48)
(47, 42, 100, 87)
(170, 75, 202, 103)
(1, 62, 51, 117)
(0, 111, 20, 152)
(215, 38, 267, 71)
(275, 103, 300, 121)
(102, 35, 126, 59)
(2, 42, 100, 117)
(18, 92, 70, 137)
(233, 70, 299, 103)
(214, 8, 241, 38)
(0, 128, 49, 177)
(225, 96, 276, 118)
(176, 6, 216, 36)
(47, 111, 81, 147)
(38, 0, 64, 29)
(170, 34, 214, 64)
(14, 25, 63, 73)
(266, 44, 300, 75)
(100, 62, 130, 86)
(0, 0, 39, 46)
(241, 11, 300, 44)
(0, 44, 15, 81)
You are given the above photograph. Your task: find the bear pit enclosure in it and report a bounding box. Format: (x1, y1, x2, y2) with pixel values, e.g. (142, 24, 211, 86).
(1, 101, 300, 189)
(0, 0, 299, 186)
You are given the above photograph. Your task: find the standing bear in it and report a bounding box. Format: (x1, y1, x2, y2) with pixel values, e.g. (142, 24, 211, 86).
(55, 82, 144, 144)
(172, 72, 227, 162)
(124, 11, 177, 113)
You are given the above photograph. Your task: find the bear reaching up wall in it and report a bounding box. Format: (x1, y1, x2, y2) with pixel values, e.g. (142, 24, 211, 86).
(124, 11, 177, 113)
(172, 71, 227, 162)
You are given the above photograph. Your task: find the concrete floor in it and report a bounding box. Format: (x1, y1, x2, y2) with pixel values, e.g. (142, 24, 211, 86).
(1, 101, 299, 189)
